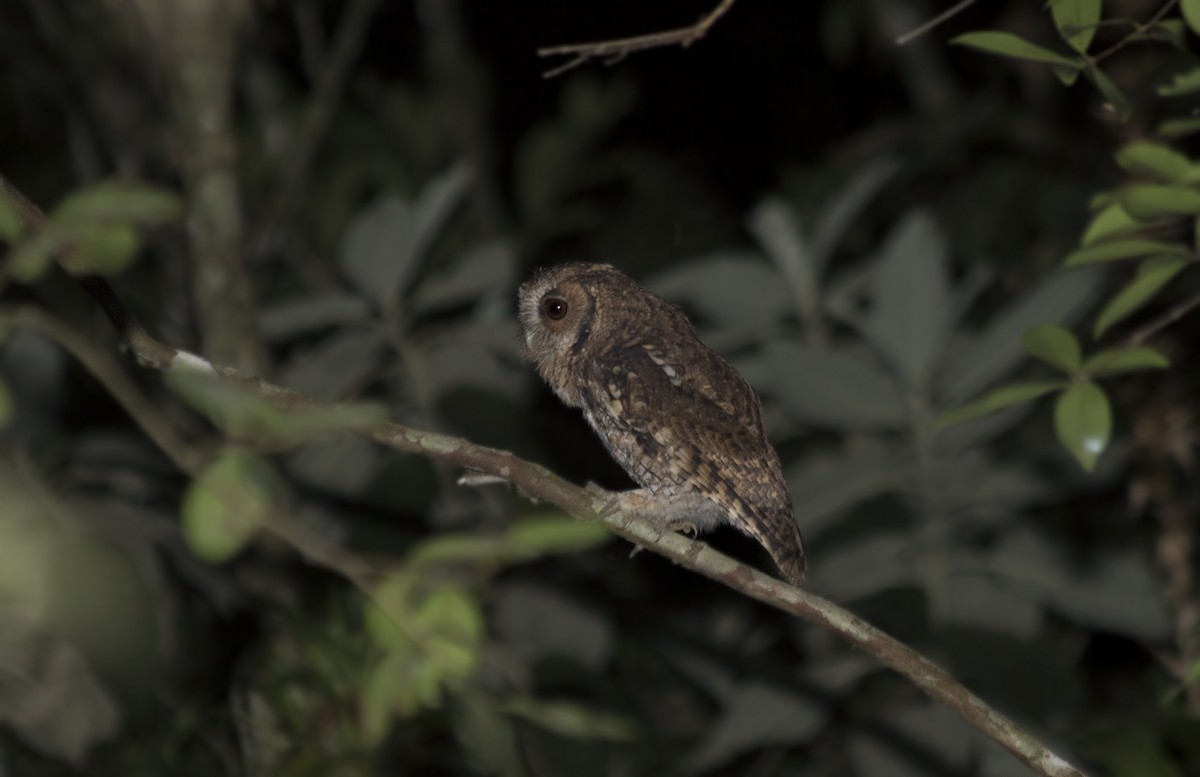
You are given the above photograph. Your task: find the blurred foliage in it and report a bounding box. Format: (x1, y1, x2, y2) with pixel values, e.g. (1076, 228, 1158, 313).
(1, 1, 1199, 776)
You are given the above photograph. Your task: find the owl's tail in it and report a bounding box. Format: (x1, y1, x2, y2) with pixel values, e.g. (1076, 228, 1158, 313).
(767, 521, 807, 585)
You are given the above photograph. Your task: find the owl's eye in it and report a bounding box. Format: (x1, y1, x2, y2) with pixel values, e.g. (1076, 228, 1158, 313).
(543, 296, 568, 320)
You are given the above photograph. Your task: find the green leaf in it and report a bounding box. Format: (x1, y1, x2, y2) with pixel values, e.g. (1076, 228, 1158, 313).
(167, 370, 386, 442)
(1022, 324, 1083, 372)
(1092, 256, 1190, 337)
(502, 515, 611, 559)
(51, 180, 182, 227)
(360, 644, 443, 741)
(365, 574, 420, 648)
(1183, 0, 1200, 36)
(937, 380, 1066, 427)
(1085, 66, 1131, 121)
(1063, 238, 1189, 266)
(1083, 346, 1170, 375)
(365, 577, 484, 684)
(951, 31, 1080, 67)
(1050, 0, 1101, 53)
(7, 228, 62, 283)
(1054, 381, 1112, 472)
(1121, 183, 1200, 218)
(501, 697, 638, 742)
(1115, 141, 1200, 184)
(181, 449, 277, 563)
(69, 223, 141, 275)
(406, 515, 609, 569)
(1158, 117, 1200, 139)
(1155, 19, 1188, 50)
(413, 588, 485, 684)
(0, 193, 23, 242)
(1080, 204, 1144, 246)
(1158, 67, 1200, 97)
(455, 696, 528, 777)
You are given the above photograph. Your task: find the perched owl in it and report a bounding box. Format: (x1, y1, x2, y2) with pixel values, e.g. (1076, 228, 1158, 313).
(518, 262, 806, 584)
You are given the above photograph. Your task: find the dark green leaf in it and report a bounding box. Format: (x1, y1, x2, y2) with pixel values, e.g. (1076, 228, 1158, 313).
(686, 684, 826, 772)
(366, 576, 484, 682)
(1083, 346, 1170, 375)
(494, 584, 612, 670)
(941, 272, 1101, 402)
(1158, 67, 1200, 97)
(181, 449, 277, 563)
(810, 157, 900, 274)
(1022, 324, 1082, 372)
(411, 587, 485, 682)
(51, 180, 181, 227)
(501, 697, 637, 742)
(937, 380, 1066, 427)
(69, 223, 141, 275)
(951, 31, 1079, 67)
(650, 251, 792, 330)
(7, 229, 62, 283)
(1092, 256, 1190, 337)
(339, 196, 417, 307)
(1050, 0, 1101, 53)
(1155, 18, 1188, 49)
(1121, 183, 1200, 218)
(1063, 238, 1188, 266)
(994, 529, 1172, 638)
(861, 212, 950, 390)
(1080, 204, 1144, 246)
(167, 370, 387, 442)
(0, 192, 23, 241)
(365, 574, 420, 648)
(411, 242, 515, 315)
(1158, 117, 1200, 139)
(740, 343, 907, 430)
(1054, 381, 1112, 472)
(455, 696, 528, 777)
(1183, 0, 1200, 36)
(406, 514, 610, 568)
(1115, 141, 1200, 184)
(501, 515, 611, 558)
(1085, 66, 1131, 121)
(360, 644, 443, 741)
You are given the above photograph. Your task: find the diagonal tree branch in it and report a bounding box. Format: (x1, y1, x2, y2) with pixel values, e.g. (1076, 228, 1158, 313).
(0, 174, 1086, 777)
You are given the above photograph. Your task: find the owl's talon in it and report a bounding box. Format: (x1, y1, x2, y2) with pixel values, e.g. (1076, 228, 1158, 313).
(668, 521, 699, 538)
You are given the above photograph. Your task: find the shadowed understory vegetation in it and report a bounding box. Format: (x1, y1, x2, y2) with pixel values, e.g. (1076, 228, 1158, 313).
(0, 1, 1198, 775)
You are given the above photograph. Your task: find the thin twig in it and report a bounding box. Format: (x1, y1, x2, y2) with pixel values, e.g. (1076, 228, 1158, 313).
(0, 173, 1087, 777)
(895, 0, 979, 46)
(1125, 288, 1200, 346)
(537, 0, 738, 78)
(1087, 0, 1179, 67)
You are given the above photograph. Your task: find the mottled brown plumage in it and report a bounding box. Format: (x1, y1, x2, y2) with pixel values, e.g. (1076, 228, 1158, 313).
(518, 262, 806, 583)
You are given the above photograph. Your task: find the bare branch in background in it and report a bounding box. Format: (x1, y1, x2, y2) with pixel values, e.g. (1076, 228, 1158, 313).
(537, 0, 738, 78)
(895, 0, 979, 46)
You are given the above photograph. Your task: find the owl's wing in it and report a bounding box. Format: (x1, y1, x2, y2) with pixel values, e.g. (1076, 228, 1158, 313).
(585, 344, 805, 581)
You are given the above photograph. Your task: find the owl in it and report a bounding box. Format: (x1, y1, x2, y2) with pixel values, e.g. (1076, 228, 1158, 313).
(518, 262, 806, 584)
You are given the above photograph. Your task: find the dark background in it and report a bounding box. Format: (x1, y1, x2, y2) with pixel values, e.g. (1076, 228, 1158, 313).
(0, 1, 1196, 775)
